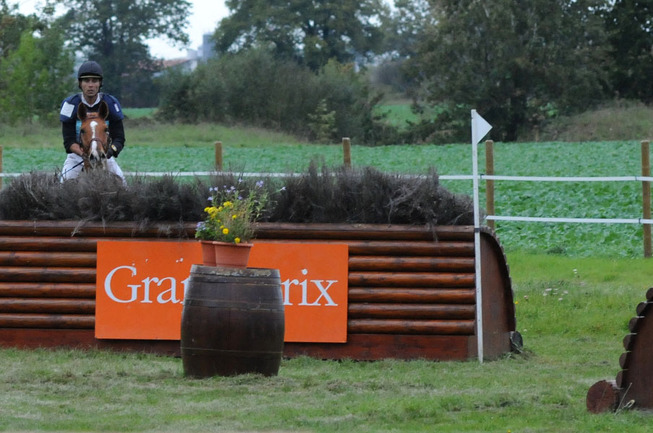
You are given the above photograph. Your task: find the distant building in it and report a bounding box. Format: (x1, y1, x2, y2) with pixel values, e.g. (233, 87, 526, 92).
(200, 33, 216, 60)
(158, 33, 215, 74)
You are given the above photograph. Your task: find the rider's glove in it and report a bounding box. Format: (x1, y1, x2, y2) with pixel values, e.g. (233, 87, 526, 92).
(107, 144, 118, 159)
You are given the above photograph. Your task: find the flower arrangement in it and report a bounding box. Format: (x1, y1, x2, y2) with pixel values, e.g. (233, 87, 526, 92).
(195, 182, 267, 244)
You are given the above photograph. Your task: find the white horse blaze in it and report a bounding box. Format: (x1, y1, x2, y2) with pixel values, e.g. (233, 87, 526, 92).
(90, 120, 99, 159)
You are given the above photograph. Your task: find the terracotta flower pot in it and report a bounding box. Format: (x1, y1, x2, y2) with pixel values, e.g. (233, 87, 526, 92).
(200, 240, 253, 268)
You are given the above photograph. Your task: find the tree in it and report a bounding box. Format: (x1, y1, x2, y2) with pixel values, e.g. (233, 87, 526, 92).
(605, 0, 653, 102)
(53, 0, 191, 101)
(409, 0, 610, 142)
(0, 5, 74, 124)
(215, 0, 389, 70)
(0, 0, 38, 58)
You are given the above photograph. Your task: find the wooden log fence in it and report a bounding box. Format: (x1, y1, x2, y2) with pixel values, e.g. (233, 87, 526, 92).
(0, 221, 517, 361)
(587, 286, 653, 413)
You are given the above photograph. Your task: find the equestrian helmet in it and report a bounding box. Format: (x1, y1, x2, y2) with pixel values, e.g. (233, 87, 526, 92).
(78, 61, 103, 80)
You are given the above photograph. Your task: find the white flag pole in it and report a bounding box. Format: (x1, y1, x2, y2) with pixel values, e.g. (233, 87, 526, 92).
(470, 109, 492, 363)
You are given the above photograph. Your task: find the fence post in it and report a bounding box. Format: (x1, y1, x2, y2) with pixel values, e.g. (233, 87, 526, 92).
(642, 140, 652, 258)
(215, 141, 223, 171)
(342, 137, 351, 168)
(485, 140, 495, 231)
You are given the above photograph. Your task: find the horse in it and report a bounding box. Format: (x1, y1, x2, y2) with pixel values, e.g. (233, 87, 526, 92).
(77, 101, 110, 172)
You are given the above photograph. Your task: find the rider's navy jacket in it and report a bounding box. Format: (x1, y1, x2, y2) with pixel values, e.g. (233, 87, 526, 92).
(59, 93, 126, 155)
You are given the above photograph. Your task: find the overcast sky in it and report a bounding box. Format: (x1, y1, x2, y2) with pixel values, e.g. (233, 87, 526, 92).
(9, 0, 229, 60)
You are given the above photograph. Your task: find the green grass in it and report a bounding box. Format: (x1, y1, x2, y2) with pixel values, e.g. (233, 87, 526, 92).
(374, 102, 419, 129)
(1, 254, 651, 431)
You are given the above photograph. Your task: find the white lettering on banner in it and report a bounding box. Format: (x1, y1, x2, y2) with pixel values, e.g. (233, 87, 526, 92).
(104, 265, 188, 304)
(281, 268, 338, 306)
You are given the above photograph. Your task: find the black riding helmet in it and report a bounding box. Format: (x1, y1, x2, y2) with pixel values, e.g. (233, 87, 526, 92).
(78, 61, 103, 82)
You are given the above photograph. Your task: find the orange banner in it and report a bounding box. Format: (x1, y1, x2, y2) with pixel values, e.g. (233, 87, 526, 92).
(95, 241, 348, 342)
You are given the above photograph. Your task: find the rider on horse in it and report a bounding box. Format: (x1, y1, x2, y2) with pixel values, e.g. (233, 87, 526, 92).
(59, 61, 126, 181)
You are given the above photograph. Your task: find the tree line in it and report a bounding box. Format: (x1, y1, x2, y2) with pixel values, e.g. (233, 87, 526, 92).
(0, 0, 651, 143)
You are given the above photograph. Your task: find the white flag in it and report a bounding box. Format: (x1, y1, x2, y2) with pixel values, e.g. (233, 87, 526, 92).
(471, 109, 492, 145)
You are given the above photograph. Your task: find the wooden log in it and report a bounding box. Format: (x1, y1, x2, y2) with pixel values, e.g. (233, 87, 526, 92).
(616, 370, 627, 388)
(628, 316, 642, 333)
(0, 298, 95, 314)
(0, 313, 94, 328)
(0, 221, 478, 242)
(254, 239, 474, 256)
(0, 237, 97, 252)
(0, 283, 96, 298)
(619, 352, 629, 369)
(646, 286, 653, 301)
(283, 333, 472, 361)
(0, 329, 472, 360)
(348, 319, 475, 335)
(348, 256, 475, 272)
(349, 272, 475, 288)
(348, 288, 476, 304)
(349, 303, 475, 320)
(255, 223, 475, 241)
(586, 380, 621, 413)
(0, 220, 194, 238)
(636, 301, 649, 316)
(623, 333, 635, 351)
(0, 267, 96, 283)
(0, 251, 96, 267)
(348, 241, 474, 257)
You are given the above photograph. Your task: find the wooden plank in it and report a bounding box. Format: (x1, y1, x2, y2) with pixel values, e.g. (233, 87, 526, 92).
(349, 303, 475, 320)
(349, 272, 475, 288)
(0, 283, 96, 298)
(0, 251, 96, 267)
(349, 256, 474, 272)
(348, 319, 475, 335)
(0, 298, 95, 314)
(348, 288, 476, 304)
(0, 313, 94, 328)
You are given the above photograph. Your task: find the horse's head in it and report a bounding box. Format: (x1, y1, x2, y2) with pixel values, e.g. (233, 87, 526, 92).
(78, 101, 110, 170)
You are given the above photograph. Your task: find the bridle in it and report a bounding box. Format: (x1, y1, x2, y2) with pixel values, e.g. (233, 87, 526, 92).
(79, 111, 110, 170)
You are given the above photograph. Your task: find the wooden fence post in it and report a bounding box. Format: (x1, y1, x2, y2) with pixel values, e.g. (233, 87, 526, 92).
(342, 137, 351, 168)
(215, 141, 223, 171)
(485, 140, 495, 231)
(642, 140, 652, 258)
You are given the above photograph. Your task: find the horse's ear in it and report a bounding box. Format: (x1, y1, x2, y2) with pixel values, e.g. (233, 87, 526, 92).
(98, 101, 109, 119)
(77, 103, 87, 120)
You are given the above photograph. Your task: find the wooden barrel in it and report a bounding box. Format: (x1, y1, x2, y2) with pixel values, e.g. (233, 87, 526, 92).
(180, 265, 285, 377)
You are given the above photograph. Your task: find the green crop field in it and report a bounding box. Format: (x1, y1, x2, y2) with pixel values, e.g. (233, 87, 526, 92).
(1, 121, 650, 258)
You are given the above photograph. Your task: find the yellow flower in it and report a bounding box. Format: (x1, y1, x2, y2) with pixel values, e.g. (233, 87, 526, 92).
(234, 237, 241, 244)
(232, 214, 238, 220)
(222, 227, 229, 235)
